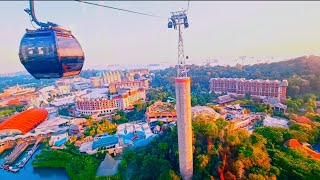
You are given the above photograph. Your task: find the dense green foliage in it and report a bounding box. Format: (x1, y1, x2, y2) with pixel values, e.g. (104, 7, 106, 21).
(254, 126, 320, 179)
(112, 101, 149, 124)
(285, 93, 317, 113)
(32, 143, 101, 180)
(146, 87, 170, 102)
(0, 104, 24, 117)
(119, 114, 320, 179)
(306, 112, 320, 122)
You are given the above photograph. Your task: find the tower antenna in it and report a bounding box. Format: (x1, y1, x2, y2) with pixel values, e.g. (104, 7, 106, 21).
(168, 10, 189, 77)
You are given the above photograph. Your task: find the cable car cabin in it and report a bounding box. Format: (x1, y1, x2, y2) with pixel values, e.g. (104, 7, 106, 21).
(18, 28, 85, 79)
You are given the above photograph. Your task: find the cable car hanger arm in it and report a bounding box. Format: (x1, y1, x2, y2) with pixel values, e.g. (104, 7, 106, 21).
(24, 0, 58, 28)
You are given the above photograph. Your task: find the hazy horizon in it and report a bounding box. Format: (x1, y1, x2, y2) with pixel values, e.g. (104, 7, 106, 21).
(2, 1, 320, 73)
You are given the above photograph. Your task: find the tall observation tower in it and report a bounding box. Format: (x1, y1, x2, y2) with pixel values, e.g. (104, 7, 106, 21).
(168, 11, 193, 180)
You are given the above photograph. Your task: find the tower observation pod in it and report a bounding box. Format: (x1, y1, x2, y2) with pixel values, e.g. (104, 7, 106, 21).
(168, 10, 193, 180)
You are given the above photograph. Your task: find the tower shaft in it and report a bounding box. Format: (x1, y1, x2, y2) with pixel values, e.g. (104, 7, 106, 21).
(175, 77, 193, 180)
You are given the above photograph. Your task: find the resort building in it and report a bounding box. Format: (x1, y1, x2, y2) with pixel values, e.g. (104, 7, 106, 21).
(262, 97, 287, 113)
(71, 81, 91, 91)
(145, 101, 177, 121)
(210, 78, 288, 100)
(100, 70, 122, 84)
(0, 85, 35, 99)
(109, 80, 149, 94)
(75, 88, 146, 116)
(214, 94, 236, 105)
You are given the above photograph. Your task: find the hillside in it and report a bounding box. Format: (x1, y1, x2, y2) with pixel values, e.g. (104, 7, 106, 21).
(151, 55, 320, 97)
(244, 55, 320, 79)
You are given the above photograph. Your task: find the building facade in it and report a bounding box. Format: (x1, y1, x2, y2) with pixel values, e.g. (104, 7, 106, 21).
(210, 78, 288, 100)
(109, 80, 149, 94)
(145, 101, 177, 121)
(100, 71, 122, 84)
(0, 85, 35, 99)
(75, 88, 146, 116)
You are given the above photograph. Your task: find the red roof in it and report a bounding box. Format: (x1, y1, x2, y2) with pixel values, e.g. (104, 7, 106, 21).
(7, 98, 21, 105)
(284, 139, 302, 148)
(126, 105, 135, 110)
(295, 116, 313, 125)
(284, 139, 320, 159)
(0, 108, 48, 134)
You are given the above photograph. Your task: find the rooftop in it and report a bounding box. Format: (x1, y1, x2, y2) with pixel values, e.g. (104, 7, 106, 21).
(35, 116, 69, 131)
(146, 101, 175, 113)
(0, 108, 48, 134)
(295, 116, 313, 125)
(191, 106, 220, 119)
(92, 135, 119, 150)
(284, 139, 302, 148)
(263, 115, 288, 128)
(81, 88, 109, 99)
(96, 154, 120, 177)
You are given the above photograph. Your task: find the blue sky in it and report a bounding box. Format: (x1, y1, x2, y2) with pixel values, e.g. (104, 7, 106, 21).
(1, 1, 320, 73)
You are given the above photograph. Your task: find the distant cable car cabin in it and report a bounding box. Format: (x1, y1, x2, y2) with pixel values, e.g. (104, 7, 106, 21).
(19, 0, 85, 79)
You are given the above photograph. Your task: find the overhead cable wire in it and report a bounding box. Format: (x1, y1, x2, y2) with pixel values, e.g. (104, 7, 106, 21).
(75, 0, 166, 19)
(187, 0, 190, 12)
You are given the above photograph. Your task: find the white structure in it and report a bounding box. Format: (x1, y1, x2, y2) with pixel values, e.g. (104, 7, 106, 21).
(50, 95, 76, 106)
(71, 81, 91, 91)
(175, 77, 193, 180)
(263, 115, 288, 128)
(35, 116, 69, 133)
(191, 106, 221, 119)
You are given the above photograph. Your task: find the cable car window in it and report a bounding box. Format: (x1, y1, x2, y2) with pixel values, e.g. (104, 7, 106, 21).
(28, 48, 34, 55)
(38, 47, 44, 54)
(20, 35, 54, 58)
(57, 36, 83, 57)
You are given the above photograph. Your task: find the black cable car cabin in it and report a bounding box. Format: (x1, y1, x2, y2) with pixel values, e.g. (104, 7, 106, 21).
(19, 27, 85, 79)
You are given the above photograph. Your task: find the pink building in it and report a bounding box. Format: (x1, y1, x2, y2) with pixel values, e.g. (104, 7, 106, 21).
(75, 88, 146, 116)
(210, 78, 288, 100)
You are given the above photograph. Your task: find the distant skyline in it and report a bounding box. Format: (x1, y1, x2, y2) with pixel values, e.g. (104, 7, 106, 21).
(1, 1, 320, 73)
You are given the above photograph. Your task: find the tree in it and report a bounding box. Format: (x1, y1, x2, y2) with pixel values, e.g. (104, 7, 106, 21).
(196, 154, 209, 170)
(159, 170, 180, 180)
(90, 129, 96, 136)
(70, 135, 78, 142)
